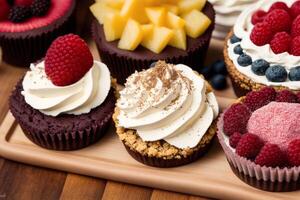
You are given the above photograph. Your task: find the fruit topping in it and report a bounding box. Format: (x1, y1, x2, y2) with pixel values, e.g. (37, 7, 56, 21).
(244, 87, 276, 111)
(288, 139, 300, 166)
(251, 10, 267, 25)
(251, 59, 270, 76)
(290, 0, 300, 19)
(255, 143, 286, 167)
(290, 36, 300, 56)
(211, 60, 227, 75)
(0, 0, 10, 20)
(270, 32, 291, 54)
(291, 15, 300, 37)
(230, 34, 241, 44)
(264, 9, 291, 33)
(8, 5, 32, 23)
(268, 2, 289, 13)
(289, 66, 300, 81)
(237, 54, 252, 67)
(14, 0, 33, 6)
(236, 133, 264, 159)
(223, 103, 251, 136)
(229, 132, 242, 148)
(210, 74, 227, 90)
(233, 44, 243, 55)
(265, 65, 288, 82)
(31, 0, 50, 16)
(250, 22, 273, 46)
(45, 34, 93, 86)
(276, 90, 298, 103)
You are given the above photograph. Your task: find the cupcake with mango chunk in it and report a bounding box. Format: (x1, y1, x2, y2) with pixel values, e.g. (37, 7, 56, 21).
(90, 0, 215, 84)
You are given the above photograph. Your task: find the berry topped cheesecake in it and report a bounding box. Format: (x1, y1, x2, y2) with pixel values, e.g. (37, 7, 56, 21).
(224, 0, 300, 97)
(9, 34, 116, 150)
(0, 0, 75, 66)
(218, 87, 300, 192)
(90, 0, 215, 84)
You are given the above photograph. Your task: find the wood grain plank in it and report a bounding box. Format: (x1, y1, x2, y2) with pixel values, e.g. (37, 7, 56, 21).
(102, 181, 152, 200)
(60, 174, 106, 200)
(151, 190, 211, 200)
(0, 160, 66, 200)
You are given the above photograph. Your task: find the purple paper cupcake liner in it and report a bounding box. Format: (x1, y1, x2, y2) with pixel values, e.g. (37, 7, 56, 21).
(217, 112, 300, 192)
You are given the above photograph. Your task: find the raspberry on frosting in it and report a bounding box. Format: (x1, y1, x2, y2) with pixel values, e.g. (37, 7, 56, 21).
(251, 10, 267, 25)
(290, 36, 300, 56)
(268, 2, 289, 13)
(229, 132, 242, 148)
(223, 103, 251, 136)
(276, 90, 299, 103)
(264, 9, 291, 33)
(290, 0, 300, 19)
(244, 87, 276, 111)
(291, 15, 300, 37)
(255, 143, 286, 167)
(236, 133, 264, 159)
(270, 32, 291, 54)
(287, 139, 300, 166)
(250, 22, 273, 46)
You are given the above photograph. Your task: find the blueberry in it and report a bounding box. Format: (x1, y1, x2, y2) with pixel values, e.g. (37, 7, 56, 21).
(237, 54, 252, 66)
(251, 59, 270, 75)
(265, 65, 288, 82)
(234, 45, 243, 55)
(289, 66, 300, 81)
(230, 35, 241, 44)
(200, 65, 213, 79)
(150, 61, 157, 68)
(210, 74, 227, 90)
(212, 60, 227, 75)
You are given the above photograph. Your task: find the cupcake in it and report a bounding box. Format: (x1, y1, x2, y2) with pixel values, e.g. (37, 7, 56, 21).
(217, 86, 300, 192)
(0, 0, 76, 67)
(224, 0, 300, 97)
(208, 0, 256, 40)
(9, 34, 116, 150)
(113, 61, 219, 167)
(90, 0, 215, 84)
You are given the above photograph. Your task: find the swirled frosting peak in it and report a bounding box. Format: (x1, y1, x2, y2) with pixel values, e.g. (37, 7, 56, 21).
(117, 61, 219, 149)
(22, 60, 111, 117)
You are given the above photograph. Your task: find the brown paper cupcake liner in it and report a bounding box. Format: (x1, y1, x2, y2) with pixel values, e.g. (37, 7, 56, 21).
(0, 0, 76, 67)
(217, 112, 300, 192)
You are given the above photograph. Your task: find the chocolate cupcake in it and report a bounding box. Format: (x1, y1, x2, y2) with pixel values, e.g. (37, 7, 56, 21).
(113, 61, 219, 167)
(224, 0, 300, 97)
(217, 87, 300, 192)
(91, 0, 215, 84)
(9, 34, 116, 150)
(0, 0, 76, 67)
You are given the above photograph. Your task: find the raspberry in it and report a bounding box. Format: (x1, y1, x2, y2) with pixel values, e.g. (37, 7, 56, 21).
(0, 0, 10, 20)
(251, 10, 267, 25)
(223, 103, 251, 136)
(8, 6, 32, 23)
(287, 139, 300, 166)
(45, 34, 93, 86)
(270, 32, 291, 54)
(290, 36, 300, 56)
(255, 143, 286, 167)
(290, 0, 300, 18)
(14, 0, 33, 6)
(244, 87, 276, 111)
(31, 0, 50, 16)
(268, 2, 289, 12)
(291, 15, 300, 37)
(229, 132, 242, 148)
(250, 22, 273, 46)
(264, 9, 292, 33)
(276, 90, 298, 103)
(236, 133, 264, 159)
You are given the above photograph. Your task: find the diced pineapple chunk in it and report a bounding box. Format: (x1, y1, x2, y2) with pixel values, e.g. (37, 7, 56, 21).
(166, 12, 185, 29)
(90, 2, 118, 24)
(178, 0, 206, 14)
(118, 19, 143, 50)
(181, 9, 211, 38)
(142, 26, 174, 53)
(103, 0, 124, 9)
(163, 4, 179, 14)
(169, 29, 186, 50)
(141, 24, 154, 36)
(145, 7, 167, 26)
(103, 13, 126, 41)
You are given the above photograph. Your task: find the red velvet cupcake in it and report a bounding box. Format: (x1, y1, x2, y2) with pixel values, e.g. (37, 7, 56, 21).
(0, 0, 76, 67)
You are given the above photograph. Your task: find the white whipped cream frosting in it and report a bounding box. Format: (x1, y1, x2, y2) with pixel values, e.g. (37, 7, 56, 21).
(22, 61, 111, 116)
(208, 0, 257, 39)
(228, 0, 300, 90)
(117, 62, 219, 149)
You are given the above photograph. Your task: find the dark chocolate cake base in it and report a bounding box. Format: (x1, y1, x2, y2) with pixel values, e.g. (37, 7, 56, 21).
(229, 163, 300, 192)
(9, 80, 116, 151)
(92, 2, 215, 84)
(0, 0, 76, 67)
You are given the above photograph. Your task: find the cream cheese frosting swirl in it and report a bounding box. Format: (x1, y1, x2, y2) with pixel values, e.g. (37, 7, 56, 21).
(209, 0, 256, 39)
(228, 0, 300, 90)
(117, 61, 219, 149)
(22, 61, 111, 117)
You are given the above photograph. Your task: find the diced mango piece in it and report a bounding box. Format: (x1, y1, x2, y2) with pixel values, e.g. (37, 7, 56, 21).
(120, 0, 149, 23)
(169, 29, 186, 50)
(178, 0, 206, 14)
(181, 9, 211, 38)
(145, 7, 167, 26)
(90, 2, 118, 24)
(141, 24, 154, 36)
(103, 13, 126, 41)
(163, 4, 179, 14)
(166, 12, 185, 29)
(162, 0, 182, 4)
(103, 0, 124, 9)
(118, 19, 143, 50)
(142, 26, 174, 53)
